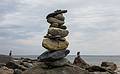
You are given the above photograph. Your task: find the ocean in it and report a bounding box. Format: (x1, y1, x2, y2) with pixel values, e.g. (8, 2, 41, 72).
(13, 55, 120, 65)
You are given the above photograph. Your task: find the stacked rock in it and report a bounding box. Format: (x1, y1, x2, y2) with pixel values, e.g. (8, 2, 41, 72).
(38, 10, 70, 68)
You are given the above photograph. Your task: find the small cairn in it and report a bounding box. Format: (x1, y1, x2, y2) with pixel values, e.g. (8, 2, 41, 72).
(38, 10, 70, 68)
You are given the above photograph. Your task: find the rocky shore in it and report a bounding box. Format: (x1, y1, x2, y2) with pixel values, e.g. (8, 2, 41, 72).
(0, 54, 119, 74)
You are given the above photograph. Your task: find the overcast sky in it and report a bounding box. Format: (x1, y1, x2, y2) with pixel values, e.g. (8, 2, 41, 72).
(0, 0, 120, 55)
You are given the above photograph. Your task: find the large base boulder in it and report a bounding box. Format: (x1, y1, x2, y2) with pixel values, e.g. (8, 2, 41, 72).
(42, 38, 69, 51)
(22, 64, 89, 74)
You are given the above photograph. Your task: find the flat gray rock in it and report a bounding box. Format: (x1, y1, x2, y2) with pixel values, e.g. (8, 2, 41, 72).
(38, 50, 70, 62)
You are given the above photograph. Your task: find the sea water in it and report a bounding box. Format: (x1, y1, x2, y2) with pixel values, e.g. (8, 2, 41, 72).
(14, 55, 120, 65)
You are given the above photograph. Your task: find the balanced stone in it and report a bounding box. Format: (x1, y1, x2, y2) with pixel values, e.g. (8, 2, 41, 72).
(54, 14, 65, 21)
(48, 27, 69, 38)
(46, 10, 67, 19)
(47, 17, 64, 25)
(49, 23, 59, 28)
(38, 50, 70, 62)
(42, 38, 69, 51)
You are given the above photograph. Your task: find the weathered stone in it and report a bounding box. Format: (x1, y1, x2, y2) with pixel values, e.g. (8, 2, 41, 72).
(42, 38, 69, 51)
(59, 25, 67, 29)
(21, 62, 33, 68)
(38, 50, 70, 62)
(46, 10, 67, 19)
(44, 58, 71, 68)
(49, 23, 59, 28)
(54, 14, 65, 21)
(22, 64, 89, 74)
(73, 56, 90, 69)
(47, 17, 64, 25)
(48, 27, 69, 38)
(6, 61, 27, 71)
(86, 65, 107, 72)
(14, 69, 22, 74)
(101, 62, 117, 72)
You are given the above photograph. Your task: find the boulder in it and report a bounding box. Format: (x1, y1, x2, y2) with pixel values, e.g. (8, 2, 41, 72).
(38, 50, 70, 62)
(6, 61, 27, 71)
(48, 27, 69, 38)
(14, 69, 22, 74)
(86, 65, 107, 72)
(20, 62, 33, 68)
(22, 64, 89, 74)
(42, 38, 69, 51)
(47, 17, 64, 25)
(73, 56, 90, 69)
(43, 58, 71, 68)
(101, 62, 117, 71)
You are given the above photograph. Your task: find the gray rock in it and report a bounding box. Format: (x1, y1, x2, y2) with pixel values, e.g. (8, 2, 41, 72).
(6, 61, 27, 71)
(14, 69, 22, 74)
(42, 38, 69, 51)
(21, 62, 33, 68)
(38, 50, 70, 62)
(101, 62, 117, 71)
(49, 23, 59, 28)
(73, 56, 90, 69)
(54, 14, 65, 21)
(86, 65, 107, 72)
(46, 10, 67, 19)
(44, 58, 71, 67)
(22, 64, 89, 74)
(48, 27, 69, 38)
(47, 17, 64, 25)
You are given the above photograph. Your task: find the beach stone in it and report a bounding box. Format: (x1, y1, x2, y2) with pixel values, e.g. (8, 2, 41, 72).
(48, 27, 69, 38)
(54, 14, 65, 21)
(59, 25, 67, 29)
(38, 50, 70, 62)
(44, 58, 71, 68)
(0, 55, 13, 64)
(6, 61, 27, 71)
(46, 10, 67, 19)
(73, 56, 90, 69)
(21, 62, 33, 68)
(86, 65, 107, 72)
(47, 17, 64, 25)
(14, 69, 22, 74)
(49, 23, 59, 28)
(22, 64, 89, 74)
(101, 62, 117, 71)
(42, 38, 69, 51)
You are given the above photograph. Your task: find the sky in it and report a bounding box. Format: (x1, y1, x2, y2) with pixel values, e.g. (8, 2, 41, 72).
(0, 0, 120, 55)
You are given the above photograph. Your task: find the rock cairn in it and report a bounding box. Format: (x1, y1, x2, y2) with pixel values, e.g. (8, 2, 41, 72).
(38, 10, 70, 68)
